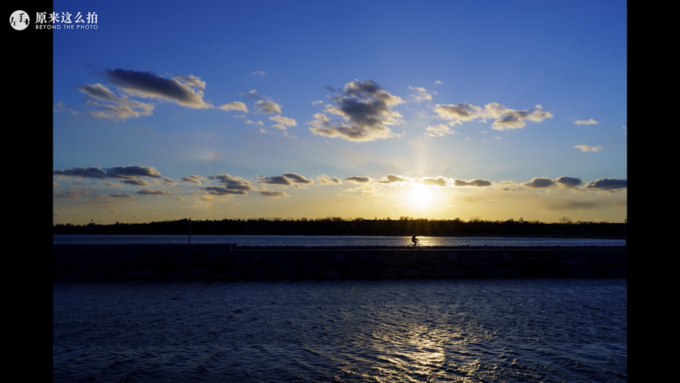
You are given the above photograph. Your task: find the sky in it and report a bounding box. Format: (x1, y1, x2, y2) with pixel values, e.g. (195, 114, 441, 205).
(52, 0, 627, 225)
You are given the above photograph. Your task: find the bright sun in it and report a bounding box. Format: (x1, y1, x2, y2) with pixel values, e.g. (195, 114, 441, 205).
(408, 185, 434, 210)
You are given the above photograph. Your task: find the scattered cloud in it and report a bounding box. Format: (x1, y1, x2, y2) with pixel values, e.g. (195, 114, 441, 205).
(434, 103, 552, 130)
(454, 179, 492, 187)
(419, 176, 452, 187)
(434, 80, 444, 86)
(346, 176, 372, 183)
(179, 175, 204, 185)
(434, 103, 483, 125)
(254, 100, 282, 114)
(269, 115, 297, 130)
(522, 177, 556, 188)
(495, 180, 520, 191)
(425, 124, 457, 137)
(103, 69, 212, 109)
(574, 119, 599, 125)
(584, 178, 627, 191)
(316, 175, 343, 185)
(243, 89, 261, 99)
(122, 179, 150, 186)
(258, 190, 290, 197)
(233, 114, 246, 119)
(217, 102, 248, 112)
(377, 174, 408, 184)
(201, 187, 247, 195)
(408, 86, 432, 102)
(177, 196, 186, 201)
(162, 177, 178, 185)
(252, 71, 268, 76)
(53, 166, 161, 180)
(245, 120, 264, 125)
(137, 189, 173, 196)
(555, 176, 583, 188)
(258, 172, 314, 188)
(109, 192, 135, 198)
(574, 144, 603, 152)
(78, 83, 154, 120)
(486, 104, 553, 130)
(312, 100, 324, 106)
(308, 79, 405, 142)
(205, 174, 257, 195)
(53, 101, 79, 115)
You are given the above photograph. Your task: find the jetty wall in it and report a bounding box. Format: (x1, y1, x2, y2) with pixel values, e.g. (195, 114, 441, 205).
(53, 245, 626, 280)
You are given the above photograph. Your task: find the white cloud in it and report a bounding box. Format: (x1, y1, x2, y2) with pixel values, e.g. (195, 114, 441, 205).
(53, 101, 79, 115)
(179, 175, 205, 185)
(434, 102, 553, 130)
(574, 119, 599, 125)
(425, 124, 457, 137)
(408, 86, 432, 102)
(254, 100, 282, 114)
(574, 145, 603, 152)
(78, 84, 154, 121)
(218, 102, 248, 112)
(269, 115, 297, 130)
(316, 175, 343, 185)
(308, 80, 405, 142)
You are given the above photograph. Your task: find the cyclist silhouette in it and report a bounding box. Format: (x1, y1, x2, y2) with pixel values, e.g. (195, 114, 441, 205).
(411, 234, 419, 246)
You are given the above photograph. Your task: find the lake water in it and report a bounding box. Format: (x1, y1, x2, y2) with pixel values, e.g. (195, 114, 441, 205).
(53, 279, 626, 382)
(53, 234, 625, 247)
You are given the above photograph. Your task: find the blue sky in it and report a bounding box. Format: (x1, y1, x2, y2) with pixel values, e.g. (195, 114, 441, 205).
(53, 0, 627, 224)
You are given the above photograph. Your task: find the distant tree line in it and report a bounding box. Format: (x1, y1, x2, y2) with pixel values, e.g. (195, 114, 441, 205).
(53, 216, 625, 237)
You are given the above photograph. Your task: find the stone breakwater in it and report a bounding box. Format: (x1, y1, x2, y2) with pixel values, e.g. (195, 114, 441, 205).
(53, 244, 626, 280)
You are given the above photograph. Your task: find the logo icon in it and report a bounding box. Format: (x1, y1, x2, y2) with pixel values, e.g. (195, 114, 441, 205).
(10, 10, 30, 30)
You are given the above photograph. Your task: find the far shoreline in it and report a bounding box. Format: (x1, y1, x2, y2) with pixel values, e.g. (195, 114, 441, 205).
(53, 233, 625, 240)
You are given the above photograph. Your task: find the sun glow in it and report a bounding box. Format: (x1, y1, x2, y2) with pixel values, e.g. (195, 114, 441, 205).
(408, 185, 435, 210)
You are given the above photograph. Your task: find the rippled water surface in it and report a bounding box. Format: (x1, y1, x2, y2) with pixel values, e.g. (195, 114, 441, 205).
(53, 234, 625, 247)
(54, 279, 626, 382)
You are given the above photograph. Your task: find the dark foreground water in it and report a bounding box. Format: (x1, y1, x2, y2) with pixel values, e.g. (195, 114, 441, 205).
(53, 279, 626, 382)
(53, 234, 626, 247)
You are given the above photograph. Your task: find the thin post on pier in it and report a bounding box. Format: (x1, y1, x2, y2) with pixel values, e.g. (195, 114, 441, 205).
(189, 217, 191, 245)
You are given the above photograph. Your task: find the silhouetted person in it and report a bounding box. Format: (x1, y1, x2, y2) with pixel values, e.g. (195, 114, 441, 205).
(412, 234, 419, 246)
